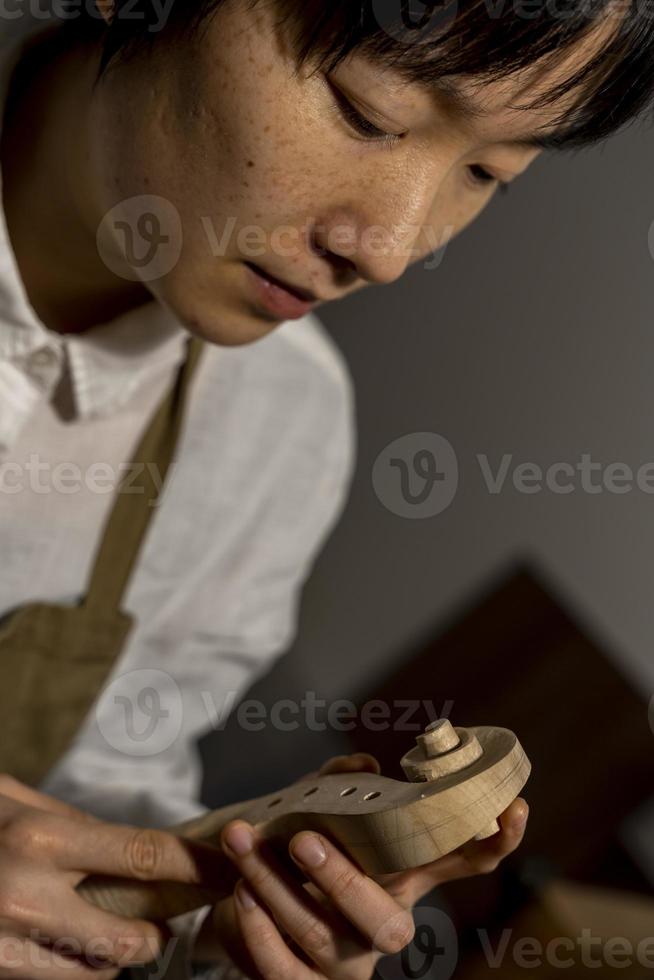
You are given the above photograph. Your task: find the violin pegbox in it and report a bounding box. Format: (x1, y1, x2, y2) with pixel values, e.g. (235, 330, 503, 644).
(189, 718, 531, 875)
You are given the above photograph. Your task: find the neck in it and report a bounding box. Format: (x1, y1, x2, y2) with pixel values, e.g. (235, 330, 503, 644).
(0, 23, 152, 335)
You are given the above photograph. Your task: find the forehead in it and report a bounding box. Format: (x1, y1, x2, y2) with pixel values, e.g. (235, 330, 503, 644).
(444, 10, 620, 129)
(348, 5, 623, 148)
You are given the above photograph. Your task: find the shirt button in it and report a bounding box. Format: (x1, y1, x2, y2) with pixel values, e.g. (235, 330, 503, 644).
(23, 346, 61, 392)
(28, 347, 57, 369)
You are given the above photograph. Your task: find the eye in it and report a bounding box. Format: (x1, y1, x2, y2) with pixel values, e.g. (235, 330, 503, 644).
(326, 77, 403, 150)
(467, 164, 510, 194)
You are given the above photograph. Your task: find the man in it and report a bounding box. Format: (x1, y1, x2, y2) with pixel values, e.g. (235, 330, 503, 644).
(0, 1, 649, 978)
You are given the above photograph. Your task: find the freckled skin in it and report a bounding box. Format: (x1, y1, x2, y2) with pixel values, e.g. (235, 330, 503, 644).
(86, 0, 526, 344)
(1, 0, 620, 342)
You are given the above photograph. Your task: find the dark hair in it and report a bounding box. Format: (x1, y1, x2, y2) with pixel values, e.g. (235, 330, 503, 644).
(70, 0, 654, 150)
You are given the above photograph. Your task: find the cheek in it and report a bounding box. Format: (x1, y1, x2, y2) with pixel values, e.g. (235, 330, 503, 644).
(173, 10, 331, 217)
(168, 89, 329, 267)
(96, 55, 319, 235)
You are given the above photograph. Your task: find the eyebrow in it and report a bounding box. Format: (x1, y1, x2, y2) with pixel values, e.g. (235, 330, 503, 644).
(424, 77, 574, 152)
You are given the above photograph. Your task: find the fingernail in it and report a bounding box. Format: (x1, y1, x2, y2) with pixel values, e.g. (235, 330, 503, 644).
(236, 880, 258, 910)
(223, 823, 253, 857)
(291, 833, 327, 868)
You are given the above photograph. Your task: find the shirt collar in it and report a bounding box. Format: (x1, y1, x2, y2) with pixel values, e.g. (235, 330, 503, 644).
(0, 17, 188, 427)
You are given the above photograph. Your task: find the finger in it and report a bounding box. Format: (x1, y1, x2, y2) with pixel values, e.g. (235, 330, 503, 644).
(0, 774, 98, 822)
(457, 798, 529, 870)
(1, 862, 171, 968)
(389, 798, 530, 902)
(23, 811, 226, 884)
(0, 936, 119, 980)
(318, 753, 381, 776)
(287, 829, 414, 956)
(221, 822, 361, 974)
(199, 894, 265, 978)
(233, 879, 314, 980)
(39, 892, 170, 968)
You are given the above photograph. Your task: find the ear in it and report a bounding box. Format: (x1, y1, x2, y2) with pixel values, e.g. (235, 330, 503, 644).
(95, 0, 116, 25)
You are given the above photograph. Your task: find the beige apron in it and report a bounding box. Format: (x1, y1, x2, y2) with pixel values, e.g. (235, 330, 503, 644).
(0, 334, 205, 787)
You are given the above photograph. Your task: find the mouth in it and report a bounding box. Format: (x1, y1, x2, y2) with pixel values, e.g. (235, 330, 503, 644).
(244, 262, 319, 321)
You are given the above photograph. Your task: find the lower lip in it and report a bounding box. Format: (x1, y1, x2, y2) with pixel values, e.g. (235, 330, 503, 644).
(245, 263, 315, 320)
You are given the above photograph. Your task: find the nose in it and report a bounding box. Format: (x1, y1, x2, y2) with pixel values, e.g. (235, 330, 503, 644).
(310, 180, 439, 288)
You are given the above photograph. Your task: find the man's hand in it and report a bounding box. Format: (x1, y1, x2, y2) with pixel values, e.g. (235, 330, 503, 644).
(0, 774, 223, 979)
(195, 753, 529, 979)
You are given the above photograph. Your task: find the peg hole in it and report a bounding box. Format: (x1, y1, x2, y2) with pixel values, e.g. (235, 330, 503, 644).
(303, 787, 318, 797)
(268, 797, 282, 807)
(340, 786, 357, 797)
(363, 791, 381, 801)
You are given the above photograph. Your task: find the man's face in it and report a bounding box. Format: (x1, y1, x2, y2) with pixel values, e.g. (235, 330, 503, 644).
(89, 0, 612, 345)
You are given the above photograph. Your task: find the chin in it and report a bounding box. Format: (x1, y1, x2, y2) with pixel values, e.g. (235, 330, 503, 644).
(187, 315, 278, 348)
(158, 291, 282, 348)
(152, 261, 292, 347)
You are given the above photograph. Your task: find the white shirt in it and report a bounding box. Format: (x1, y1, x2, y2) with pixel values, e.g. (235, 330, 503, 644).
(0, 15, 356, 977)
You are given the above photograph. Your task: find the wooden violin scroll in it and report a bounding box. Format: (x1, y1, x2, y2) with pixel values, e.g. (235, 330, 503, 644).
(77, 720, 531, 922)
(399, 719, 501, 839)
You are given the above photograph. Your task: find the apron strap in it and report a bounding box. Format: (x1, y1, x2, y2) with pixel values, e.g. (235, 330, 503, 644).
(83, 334, 205, 615)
